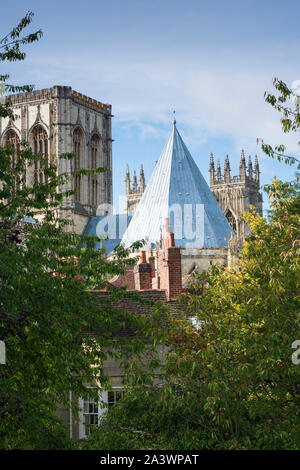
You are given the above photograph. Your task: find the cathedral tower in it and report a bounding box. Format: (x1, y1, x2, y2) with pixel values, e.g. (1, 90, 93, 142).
(209, 150, 263, 240)
(0, 86, 113, 234)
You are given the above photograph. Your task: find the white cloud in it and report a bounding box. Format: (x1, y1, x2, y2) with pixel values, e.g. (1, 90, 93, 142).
(16, 44, 300, 162)
(291, 80, 300, 96)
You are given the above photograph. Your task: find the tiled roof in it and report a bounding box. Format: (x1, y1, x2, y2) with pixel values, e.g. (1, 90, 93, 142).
(92, 289, 185, 338)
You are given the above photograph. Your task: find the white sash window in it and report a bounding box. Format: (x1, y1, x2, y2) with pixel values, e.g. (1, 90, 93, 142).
(78, 388, 124, 439)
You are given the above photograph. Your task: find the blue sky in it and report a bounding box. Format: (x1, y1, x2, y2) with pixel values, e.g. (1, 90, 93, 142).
(1, 0, 299, 215)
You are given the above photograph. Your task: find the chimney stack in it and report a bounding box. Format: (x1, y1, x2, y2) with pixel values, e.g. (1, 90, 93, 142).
(134, 251, 152, 290)
(156, 235, 182, 300)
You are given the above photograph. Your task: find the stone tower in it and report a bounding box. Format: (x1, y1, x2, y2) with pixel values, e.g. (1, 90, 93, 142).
(125, 164, 146, 214)
(209, 150, 263, 240)
(0, 86, 113, 234)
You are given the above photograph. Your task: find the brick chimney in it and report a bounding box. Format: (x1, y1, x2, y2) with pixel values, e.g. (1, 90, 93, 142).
(134, 251, 152, 290)
(157, 230, 182, 300)
(148, 249, 156, 278)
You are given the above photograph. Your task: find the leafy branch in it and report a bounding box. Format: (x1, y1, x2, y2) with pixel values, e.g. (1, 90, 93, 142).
(0, 11, 42, 119)
(258, 77, 300, 167)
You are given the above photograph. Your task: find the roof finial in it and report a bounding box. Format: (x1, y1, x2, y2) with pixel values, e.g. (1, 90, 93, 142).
(173, 110, 176, 126)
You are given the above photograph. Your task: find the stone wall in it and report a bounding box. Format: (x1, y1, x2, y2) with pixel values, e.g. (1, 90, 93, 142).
(181, 247, 228, 275)
(0, 86, 113, 234)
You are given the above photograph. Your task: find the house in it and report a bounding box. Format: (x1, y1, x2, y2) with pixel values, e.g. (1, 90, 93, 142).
(58, 226, 187, 440)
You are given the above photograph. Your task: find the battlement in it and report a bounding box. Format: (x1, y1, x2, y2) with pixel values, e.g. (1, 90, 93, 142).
(210, 174, 259, 186)
(71, 89, 111, 113)
(7, 87, 52, 104)
(7, 86, 111, 114)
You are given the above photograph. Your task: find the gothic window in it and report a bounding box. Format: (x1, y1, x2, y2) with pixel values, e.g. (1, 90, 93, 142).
(73, 127, 84, 202)
(3, 130, 20, 190)
(91, 134, 100, 170)
(225, 209, 237, 233)
(31, 126, 48, 184)
(91, 134, 100, 207)
(4, 129, 20, 168)
(91, 179, 98, 208)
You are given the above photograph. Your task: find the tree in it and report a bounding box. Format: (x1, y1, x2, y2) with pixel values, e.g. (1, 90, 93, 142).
(0, 12, 150, 449)
(83, 177, 300, 450)
(258, 77, 300, 168)
(83, 79, 300, 451)
(0, 11, 43, 120)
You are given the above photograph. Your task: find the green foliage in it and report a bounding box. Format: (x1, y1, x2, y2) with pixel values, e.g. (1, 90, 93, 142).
(0, 12, 153, 450)
(257, 77, 300, 167)
(81, 387, 187, 450)
(83, 79, 300, 451)
(1, 15, 299, 451)
(0, 11, 43, 120)
(86, 178, 300, 450)
(1, 401, 77, 450)
(0, 137, 150, 448)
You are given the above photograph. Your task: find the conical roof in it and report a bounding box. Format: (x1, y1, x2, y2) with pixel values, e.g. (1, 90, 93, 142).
(121, 124, 231, 249)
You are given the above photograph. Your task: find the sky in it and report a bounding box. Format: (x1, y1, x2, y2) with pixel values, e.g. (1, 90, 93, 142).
(1, 0, 299, 215)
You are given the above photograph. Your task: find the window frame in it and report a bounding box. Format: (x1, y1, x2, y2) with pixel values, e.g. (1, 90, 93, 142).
(31, 125, 49, 185)
(3, 129, 21, 191)
(73, 127, 84, 202)
(78, 387, 124, 439)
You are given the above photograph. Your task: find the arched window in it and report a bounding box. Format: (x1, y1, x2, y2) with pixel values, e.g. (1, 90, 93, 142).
(90, 134, 100, 207)
(31, 126, 48, 184)
(3, 130, 21, 191)
(91, 134, 100, 170)
(4, 129, 20, 167)
(73, 128, 83, 202)
(225, 209, 237, 233)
